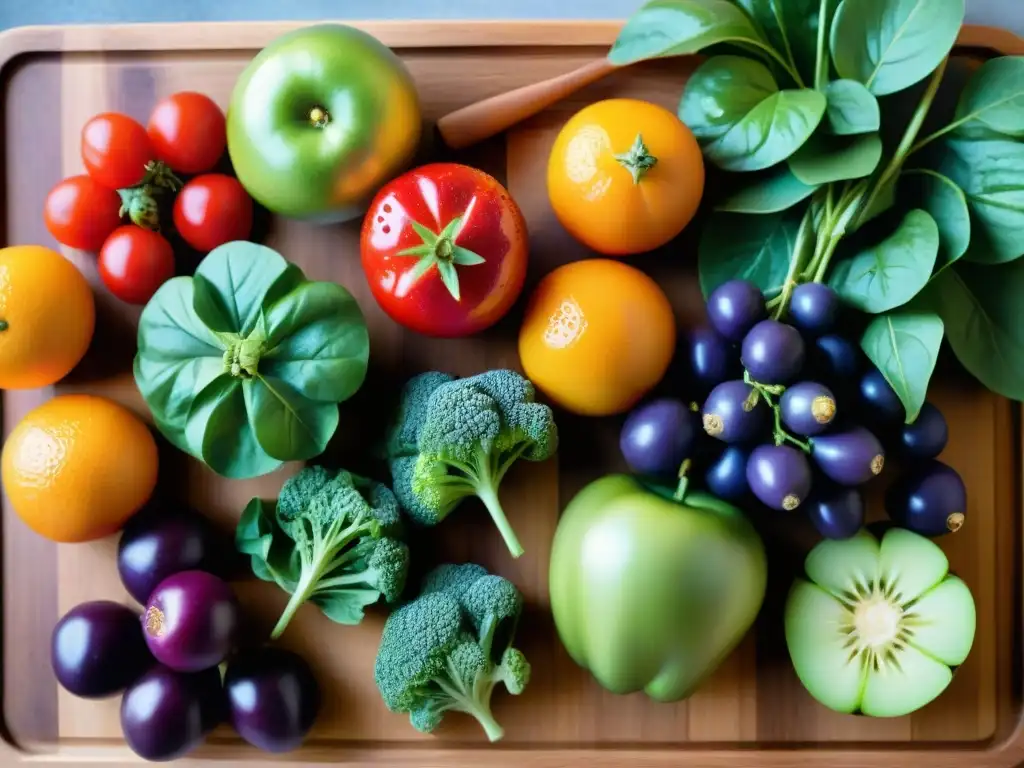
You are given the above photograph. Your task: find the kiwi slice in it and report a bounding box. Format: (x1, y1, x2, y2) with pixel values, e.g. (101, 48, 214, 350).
(784, 527, 976, 717)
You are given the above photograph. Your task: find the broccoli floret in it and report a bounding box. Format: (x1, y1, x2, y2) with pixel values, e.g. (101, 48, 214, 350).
(384, 370, 558, 558)
(236, 466, 410, 639)
(374, 563, 531, 742)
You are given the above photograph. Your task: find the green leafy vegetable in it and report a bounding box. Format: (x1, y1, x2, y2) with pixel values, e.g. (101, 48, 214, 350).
(730, 0, 827, 84)
(901, 169, 970, 268)
(949, 56, 1024, 139)
(716, 166, 819, 213)
(860, 309, 944, 423)
(788, 132, 883, 185)
(823, 79, 880, 135)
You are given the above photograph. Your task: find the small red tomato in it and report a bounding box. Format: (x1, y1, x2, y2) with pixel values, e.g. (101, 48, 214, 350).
(82, 113, 155, 190)
(360, 163, 529, 338)
(98, 226, 175, 305)
(43, 175, 123, 251)
(148, 92, 227, 174)
(173, 174, 254, 252)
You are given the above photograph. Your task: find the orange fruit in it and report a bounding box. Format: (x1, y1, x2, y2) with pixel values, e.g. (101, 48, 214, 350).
(0, 245, 95, 390)
(2, 394, 158, 543)
(547, 98, 705, 256)
(518, 259, 676, 416)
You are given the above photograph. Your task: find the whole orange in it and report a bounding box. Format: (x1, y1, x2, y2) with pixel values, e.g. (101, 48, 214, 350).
(518, 259, 676, 416)
(2, 394, 158, 543)
(547, 98, 705, 256)
(0, 245, 95, 390)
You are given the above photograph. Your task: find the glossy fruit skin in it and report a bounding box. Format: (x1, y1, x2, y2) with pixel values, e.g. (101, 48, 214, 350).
(549, 474, 767, 701)
(741, 319, 806, 384)
(0, 245, 95, 390)
(361, 163, 528, 338)
(121, 665, 224, 761)
(44, 175, 123, 251)
(780, 381, 837, 436)
(897, 402, 948, 461)
(746, 444, 812, 511)
(788, 283, 839, 336)
(620, 398, 696, 477)
(810, 426, 885, 486)
(225, 647, 321, 753)
(704, 445, 750, 501)
(885, 460, 967, 537)
(227, 23, 421, 222)
(143, 570, 240, 672)
(147, 91, 226, 174)
(702, 380, 769, 444)
(2, 394, 158, 543)
(859, 368, 904, 423)
(806, 484, 864, 540)
(51, 601, 151, 698)
(547, 98, 704, 255)
(98, 226, 176, 305)
(706, 280, 766, 342)
(81, 113, 154, 190)
(519, 259, 677, 416)
(173, 174, 254, 253)
(810, 334, 861, 384)
(687, 326, 741, 395)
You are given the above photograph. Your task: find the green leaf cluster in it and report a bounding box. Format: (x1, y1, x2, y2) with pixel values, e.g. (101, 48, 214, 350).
(611, 0, 1024, 419)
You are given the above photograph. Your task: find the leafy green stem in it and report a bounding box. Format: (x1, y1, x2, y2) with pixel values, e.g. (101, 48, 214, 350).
(908, 83, 1024, 155)
(814, 0, 829, 89)
(772, 205, 816, 320)
(745, 38, 806, 87)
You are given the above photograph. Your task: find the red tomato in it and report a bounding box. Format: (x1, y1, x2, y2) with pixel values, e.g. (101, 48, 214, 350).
(98, 226, 175, 305)
(81, 113, 155, 190)
(360, 163, 529, 338)
(43, 175, 123, 251)
(173, 174, 254, 252)
(148, 92, 227, 174)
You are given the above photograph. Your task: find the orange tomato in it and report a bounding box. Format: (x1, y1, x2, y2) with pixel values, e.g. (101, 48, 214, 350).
(2, 394, 158, 543)
(547, 98, 705, 256)
(518, 259, 676, 416)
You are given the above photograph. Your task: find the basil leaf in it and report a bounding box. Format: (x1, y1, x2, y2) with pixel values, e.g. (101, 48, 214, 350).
(236, 498, 301, 589)
(730, 0, 830, 84)
(901, 169, 970, 268)
(716, 165, 819, 213)
(246, 375, 340, 462)
(609, 0, 763, 65)
(823, 79, 880, 134)
(788, 132, 882, 185)
(828, 208, 939, 313)
(192, 242, 291, 335)
(952, 57, 1024, 139)
(310, 587, 384, 626)
(860, 309, 944, 424)
(829, 0, 965, 96)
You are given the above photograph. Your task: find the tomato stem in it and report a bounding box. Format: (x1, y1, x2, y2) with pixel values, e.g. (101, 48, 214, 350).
(614, 133, 658, 184)
(394, 215, 487, 303)
(674, 458, 692, 502)
(118, 187, 161, 231)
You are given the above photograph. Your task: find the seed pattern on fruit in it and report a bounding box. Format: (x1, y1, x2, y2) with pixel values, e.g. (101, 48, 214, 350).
(834, 574, 929, 674)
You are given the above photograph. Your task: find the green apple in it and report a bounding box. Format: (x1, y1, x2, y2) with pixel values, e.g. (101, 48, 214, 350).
(549, 474, 767, 702)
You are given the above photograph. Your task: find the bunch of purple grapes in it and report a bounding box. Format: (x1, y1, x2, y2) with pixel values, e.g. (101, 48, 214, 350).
(620, 279, 967, 540)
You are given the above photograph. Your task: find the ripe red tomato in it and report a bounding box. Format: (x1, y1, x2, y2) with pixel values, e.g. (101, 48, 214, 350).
(43, 175, 123, 251)
(98, 226, 175, 305)
(360, 163, 529, 338)
(173, 174, 254, 252)
(148, 92, 227, 174)
(81, 113, 155, 190)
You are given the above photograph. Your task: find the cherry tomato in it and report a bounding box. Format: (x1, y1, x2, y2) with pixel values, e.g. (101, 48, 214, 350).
(173, 174, 254, 253)
(360, 163, 528, 338)
(82, 113, 155, 190)
(98, 226, 175, 305)
(148, 92, 227, 174)
(43, 175, 123, 251)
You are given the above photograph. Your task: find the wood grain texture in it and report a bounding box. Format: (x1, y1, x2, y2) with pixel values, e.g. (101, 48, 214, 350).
(0, 19, 1021, 768)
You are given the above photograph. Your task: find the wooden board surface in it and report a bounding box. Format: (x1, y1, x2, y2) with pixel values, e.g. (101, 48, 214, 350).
(0, 19, 1023, 768)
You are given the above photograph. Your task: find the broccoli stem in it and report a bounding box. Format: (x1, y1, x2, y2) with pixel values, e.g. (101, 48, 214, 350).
(434, 673, 505, 742)
(475, 480, 524, 559)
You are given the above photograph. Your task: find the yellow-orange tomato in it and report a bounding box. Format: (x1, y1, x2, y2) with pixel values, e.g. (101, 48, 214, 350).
(518, 259, 676, 416)
(547, 98, 705, 256)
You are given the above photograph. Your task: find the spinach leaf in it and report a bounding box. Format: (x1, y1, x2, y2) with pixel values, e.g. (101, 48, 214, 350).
(901, 169, 970, 268)
(681, 56, 777, 143)
(823, 79, 880, 134)
(716, 165, 819, 213)
(609, 0, 763, 64)
(245, 375, 340, 462)
(951, 57, 1024, 139)
(829, 0, 966, 96)
(788, 132, 882, 185)
(828, 208, 939, 312)
(699, 206, 806, 296)
(192, 242, 292, 335)
(860, 308, 943, 424)
(729, 0, 826, 84)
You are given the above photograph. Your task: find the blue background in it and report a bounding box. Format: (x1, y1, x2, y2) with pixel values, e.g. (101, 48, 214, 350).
(0, 0, 1015, 30)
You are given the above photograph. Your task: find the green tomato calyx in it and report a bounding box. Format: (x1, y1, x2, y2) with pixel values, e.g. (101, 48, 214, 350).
(118, 186, 161, 231)
(309, 106, 330, 128)
(395, 215, 487, 302)
(0, 320, 7, 332)
(224, 336, 265, 378)
(614, 133, 658, 184)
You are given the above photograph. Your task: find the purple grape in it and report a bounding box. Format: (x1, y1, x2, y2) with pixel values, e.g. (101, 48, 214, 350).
(810, 334, 861, 384)
(687, 325, 741, 393)
(806, 484, 864, 539)
(885, 460, 966, 537)
(707, 280, 766, 342)
(704, 445, 750, 501)
(858, 368, 904, 423)
(741, 319, 806, 384)
(788, 283, 839, 336)
(745, 444, 812, 511)
(780, 381, 837, 436)
(620, 398, 698, 477)
(897, 402, 948, 461)
(810, 426, 885, 486)
(702, 380, 770, 443)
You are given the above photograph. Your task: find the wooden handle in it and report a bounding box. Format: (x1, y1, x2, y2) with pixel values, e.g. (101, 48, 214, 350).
(436, 58, 618, 149)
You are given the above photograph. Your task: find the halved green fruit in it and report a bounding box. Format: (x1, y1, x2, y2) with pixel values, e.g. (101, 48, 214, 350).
(784, 527, 976, 717)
